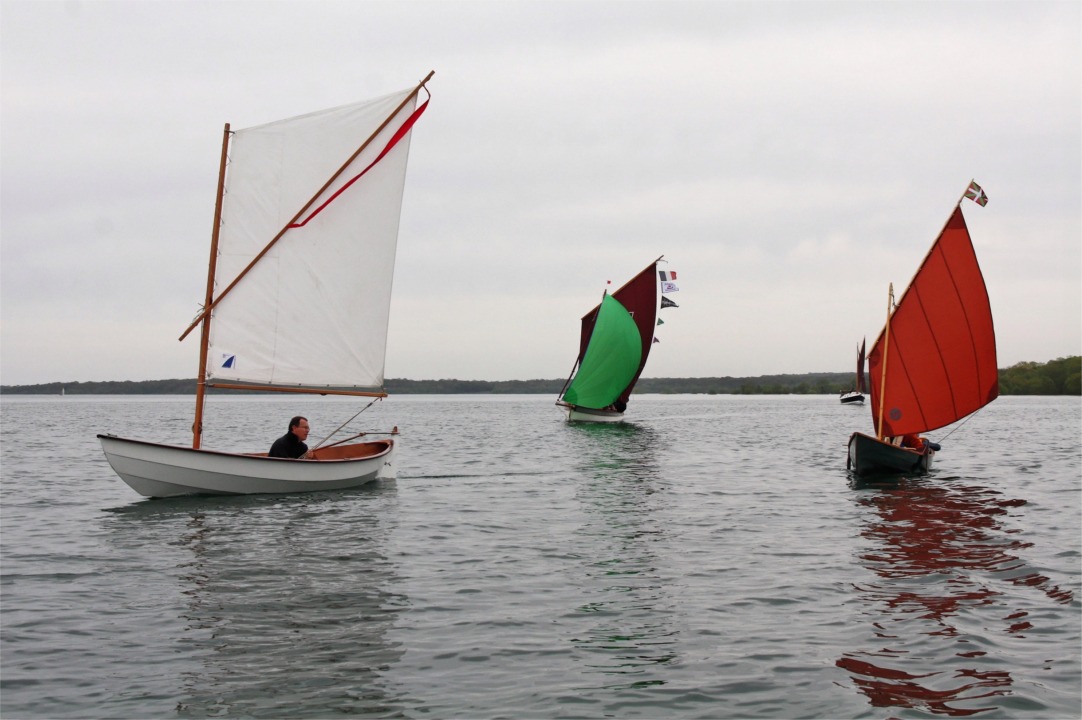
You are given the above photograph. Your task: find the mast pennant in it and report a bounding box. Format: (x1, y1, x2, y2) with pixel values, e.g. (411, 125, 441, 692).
(964, 181, 989, 207)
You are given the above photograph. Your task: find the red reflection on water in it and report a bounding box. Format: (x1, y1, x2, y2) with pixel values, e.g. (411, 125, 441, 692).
(836, 656, 1012, 716)
(838, 480, 1073, 716)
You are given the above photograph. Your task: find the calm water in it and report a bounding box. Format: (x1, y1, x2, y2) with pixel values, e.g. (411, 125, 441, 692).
(1, 394, 1079, 719)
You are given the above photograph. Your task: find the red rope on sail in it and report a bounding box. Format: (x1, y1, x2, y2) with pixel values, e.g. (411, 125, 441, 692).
(288, 99, 429, 229)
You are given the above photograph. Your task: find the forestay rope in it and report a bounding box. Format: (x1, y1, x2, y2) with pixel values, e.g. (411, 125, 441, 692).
(934, 405, 987, 445)
(309, 397, 395, 451)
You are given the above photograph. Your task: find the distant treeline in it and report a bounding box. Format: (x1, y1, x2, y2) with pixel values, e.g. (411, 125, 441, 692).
(997, 356, 1080, 395)
(4, 357, 1078, 395)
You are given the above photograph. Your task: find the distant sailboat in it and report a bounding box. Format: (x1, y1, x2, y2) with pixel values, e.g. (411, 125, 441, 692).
(99, 72, 435, 497)
(847, 181, 997, 477)
(557, 257, 674, 423)
(839, 339, 866, 404)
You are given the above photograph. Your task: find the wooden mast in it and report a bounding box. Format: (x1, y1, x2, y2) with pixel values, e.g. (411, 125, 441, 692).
(875, 284, 893, 441)
(192, 123, 232, 449)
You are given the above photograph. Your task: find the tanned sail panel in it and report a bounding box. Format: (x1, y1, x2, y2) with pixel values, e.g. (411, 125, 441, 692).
(869, 206, 998, 437)
(576, 260, 660, 405)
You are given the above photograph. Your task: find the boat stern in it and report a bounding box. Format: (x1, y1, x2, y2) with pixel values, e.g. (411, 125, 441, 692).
(376, 437, 398, 480)
(847, 432, 933, 477)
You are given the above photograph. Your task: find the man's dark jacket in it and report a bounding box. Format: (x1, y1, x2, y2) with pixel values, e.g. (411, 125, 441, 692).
(268, 431, 308, 459)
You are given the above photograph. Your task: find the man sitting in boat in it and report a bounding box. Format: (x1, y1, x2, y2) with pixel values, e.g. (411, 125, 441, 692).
(268, 416, 313, 459)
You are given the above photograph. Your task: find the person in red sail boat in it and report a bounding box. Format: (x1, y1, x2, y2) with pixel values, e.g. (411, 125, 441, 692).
(268, 416, 314, 459)
(901, 433, 925, 451)
(888, 433, 941, 452)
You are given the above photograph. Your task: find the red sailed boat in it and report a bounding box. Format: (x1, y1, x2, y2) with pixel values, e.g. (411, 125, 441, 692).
(848, 182, 998, 477)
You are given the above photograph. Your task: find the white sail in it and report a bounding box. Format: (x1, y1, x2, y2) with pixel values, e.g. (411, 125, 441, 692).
(206, 88, 419, 390)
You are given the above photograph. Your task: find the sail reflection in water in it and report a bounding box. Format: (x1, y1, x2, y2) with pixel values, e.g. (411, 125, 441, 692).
(106, 490, 407, 716)
(564, 423, 678, 687)
(839, 479, 1074, 716)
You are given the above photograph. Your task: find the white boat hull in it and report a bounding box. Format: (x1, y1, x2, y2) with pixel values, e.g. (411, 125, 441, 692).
(562, 405, 626, 424)
(839, 391, 865, 405)
(98, 434, 395, 498)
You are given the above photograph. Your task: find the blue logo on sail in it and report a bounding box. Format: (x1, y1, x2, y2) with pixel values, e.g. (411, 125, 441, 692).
(221, 354, 236, 369)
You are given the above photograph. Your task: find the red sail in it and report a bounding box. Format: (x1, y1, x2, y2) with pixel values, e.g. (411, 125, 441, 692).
(868, 206, 998, 437)
(578, 260, 660, 404)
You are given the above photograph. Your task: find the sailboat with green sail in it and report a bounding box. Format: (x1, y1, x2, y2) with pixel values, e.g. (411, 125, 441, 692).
(557, 257, 673, 423)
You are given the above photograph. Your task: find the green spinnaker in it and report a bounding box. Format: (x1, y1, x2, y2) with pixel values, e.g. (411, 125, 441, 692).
(563, 294, 643, 409)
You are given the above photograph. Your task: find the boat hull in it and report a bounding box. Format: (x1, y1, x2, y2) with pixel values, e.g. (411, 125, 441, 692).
(847, 432, 933, 477)
(562, 404, 626, 424)
(839, 392, 865, 405)
(98, 434, 395, 498)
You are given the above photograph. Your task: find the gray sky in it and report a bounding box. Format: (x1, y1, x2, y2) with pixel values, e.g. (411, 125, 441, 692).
(2, 0, 1079, 386)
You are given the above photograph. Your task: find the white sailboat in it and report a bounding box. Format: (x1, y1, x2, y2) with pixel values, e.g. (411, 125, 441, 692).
(99, 72, 434, 498)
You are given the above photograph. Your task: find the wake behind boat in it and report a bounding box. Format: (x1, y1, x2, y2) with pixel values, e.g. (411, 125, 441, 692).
(557, 257, 677, 423)
(848, 181, 997, 478)
(100, 72, 435, 497)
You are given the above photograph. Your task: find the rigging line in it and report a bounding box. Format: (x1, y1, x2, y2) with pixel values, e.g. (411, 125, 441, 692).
(310, 397, 382, 450)
(935, 405, 986, 444)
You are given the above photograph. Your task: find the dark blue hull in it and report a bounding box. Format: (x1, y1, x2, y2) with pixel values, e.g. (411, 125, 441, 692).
(847, 432, 933, 477)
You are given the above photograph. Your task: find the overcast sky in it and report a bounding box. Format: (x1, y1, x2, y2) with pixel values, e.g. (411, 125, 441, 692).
(2, 0, 1079, 386)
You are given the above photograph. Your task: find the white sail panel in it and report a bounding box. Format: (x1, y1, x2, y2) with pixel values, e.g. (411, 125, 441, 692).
(206, 88, 418, 389)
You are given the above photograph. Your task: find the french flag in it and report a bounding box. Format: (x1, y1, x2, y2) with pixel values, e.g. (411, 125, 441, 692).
(659, 270, 677, 282)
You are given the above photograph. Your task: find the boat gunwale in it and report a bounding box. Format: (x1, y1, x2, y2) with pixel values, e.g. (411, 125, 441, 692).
(97, 433, 393, 463)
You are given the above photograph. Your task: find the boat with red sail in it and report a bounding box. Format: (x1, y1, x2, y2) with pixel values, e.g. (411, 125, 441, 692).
(847, 181, 997, 477)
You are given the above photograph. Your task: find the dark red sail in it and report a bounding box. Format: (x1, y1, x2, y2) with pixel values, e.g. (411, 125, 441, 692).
(868, 206, 998, 437)
(856, 339, 867, 394)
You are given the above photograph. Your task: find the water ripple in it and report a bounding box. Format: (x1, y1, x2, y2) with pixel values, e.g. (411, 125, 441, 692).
(1, 394, 1078, 718)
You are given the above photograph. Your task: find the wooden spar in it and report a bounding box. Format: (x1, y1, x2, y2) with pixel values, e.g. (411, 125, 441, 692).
(192, 123, 232, 449)
(875, 283, 893, 441)
(879, 181, 974, 332)
(207, 383, 387, 398)
(608, 255, 664, 297)
(178, 70, 436, 343)
(870, 181, 981, 441)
